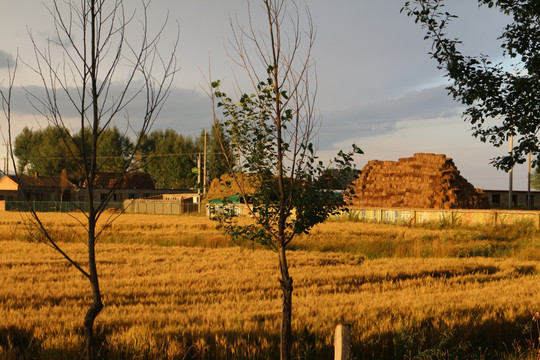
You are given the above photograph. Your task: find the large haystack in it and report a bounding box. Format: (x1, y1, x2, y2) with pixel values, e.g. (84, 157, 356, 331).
(205, 173, 260, 203)
(348, 153, 488, 209)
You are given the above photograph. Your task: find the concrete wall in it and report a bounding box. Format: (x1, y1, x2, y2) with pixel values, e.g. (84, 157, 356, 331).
(333, 208, 540, 229)
(123, 199, 199, 215)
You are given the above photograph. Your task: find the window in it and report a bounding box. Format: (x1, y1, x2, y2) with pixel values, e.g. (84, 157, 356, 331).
(492, 194, 501, 204)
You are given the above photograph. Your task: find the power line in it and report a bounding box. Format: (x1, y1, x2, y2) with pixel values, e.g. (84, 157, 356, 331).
(20, 152, 225, 161)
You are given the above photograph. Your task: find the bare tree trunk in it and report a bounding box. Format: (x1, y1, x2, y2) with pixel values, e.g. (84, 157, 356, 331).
(84, 215, 103, 360)
(279, 244, 293, 360)
(83, 274, 103, 360)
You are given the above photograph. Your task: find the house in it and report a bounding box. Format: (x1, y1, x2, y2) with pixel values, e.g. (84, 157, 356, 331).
(483, 189, 540, 209)
(74, 172, 158, 203)
(79, 172, 201, 204)
(0, 171, 165, 203)
(0, 172, 75, 202)
(0, 170, 202, 213)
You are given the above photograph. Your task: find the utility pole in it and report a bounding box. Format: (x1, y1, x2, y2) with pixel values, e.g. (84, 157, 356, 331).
(3, 141, 9, 175)
(197, 153, 201, 195)
(203, 130, 207, 195)
(527, 151, 531, 210)
(508, 134, 513, 209)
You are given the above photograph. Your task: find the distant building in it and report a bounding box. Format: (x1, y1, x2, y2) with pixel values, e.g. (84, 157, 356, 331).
(75, 171, 157, 202)
(0, 172, 75, 202)
(483, 189, 540, 209)
(0, 171, 200, 212)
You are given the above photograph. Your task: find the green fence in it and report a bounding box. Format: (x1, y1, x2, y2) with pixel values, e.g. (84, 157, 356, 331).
(4, 201, 124, 213)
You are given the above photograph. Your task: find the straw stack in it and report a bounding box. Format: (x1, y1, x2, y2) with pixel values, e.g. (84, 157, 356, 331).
(205, 173, 260, 203)
(348, 153, 489, 209)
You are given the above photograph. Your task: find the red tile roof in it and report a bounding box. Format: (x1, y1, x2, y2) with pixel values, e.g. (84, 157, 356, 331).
(11, 174, 75, 189)
(92, 172, 155, 189)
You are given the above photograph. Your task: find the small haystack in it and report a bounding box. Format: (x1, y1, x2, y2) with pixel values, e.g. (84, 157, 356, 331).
(205, 173, 260, 204)
(348, 153, 488, 209)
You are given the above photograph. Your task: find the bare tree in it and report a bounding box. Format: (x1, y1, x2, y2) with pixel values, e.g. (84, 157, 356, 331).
(210, 1, 359, 359)
(1, 0, 177, 358)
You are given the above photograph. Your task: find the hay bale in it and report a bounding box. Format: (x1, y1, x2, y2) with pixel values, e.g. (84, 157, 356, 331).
(347, 153, 489, 209)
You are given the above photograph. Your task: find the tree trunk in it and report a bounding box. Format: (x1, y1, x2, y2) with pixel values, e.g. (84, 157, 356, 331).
(83, 295, 103, 360)
(279, 245, 293, 360)
(84, 224, 103, 360)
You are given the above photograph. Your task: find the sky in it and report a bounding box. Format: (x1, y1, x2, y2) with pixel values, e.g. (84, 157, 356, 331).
(0, 1, 533, 190)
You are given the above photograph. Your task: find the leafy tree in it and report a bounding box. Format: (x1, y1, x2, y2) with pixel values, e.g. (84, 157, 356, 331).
(14, 126, 77, 176)
(402, 0, 540, 170)
(13, 127, 34, 174)
(531, 166, 540, 190)
(140, 129, 199, 189)
(73, 126, 134, 175)
(2, 1, 177, 359)
(14, 125, 134, 179)
(210, 1, 361, 359)
(317, 167, 361, 191)
(206, 121, 233, 182)
(96, 126, 134, 173)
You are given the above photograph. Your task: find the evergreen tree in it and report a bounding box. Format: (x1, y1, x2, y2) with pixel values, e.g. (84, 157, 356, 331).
(140, 129, 199, 189)
(207, 121, 233, 182)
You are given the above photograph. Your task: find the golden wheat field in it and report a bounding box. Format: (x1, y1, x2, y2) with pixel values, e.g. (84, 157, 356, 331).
(0, 211, 539, 359)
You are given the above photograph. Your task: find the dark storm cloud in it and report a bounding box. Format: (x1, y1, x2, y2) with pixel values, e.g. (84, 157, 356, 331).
(317, 85, 465, 148)
(3, 83, 213, 138)
(0, 50, 15, 68)
(149, 87, 213, 135)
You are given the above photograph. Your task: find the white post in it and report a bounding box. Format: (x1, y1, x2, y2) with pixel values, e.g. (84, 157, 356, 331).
(334, 324, 352, 360)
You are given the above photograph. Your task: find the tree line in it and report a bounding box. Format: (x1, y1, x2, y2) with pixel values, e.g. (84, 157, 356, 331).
(13, 123, 232, 189)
